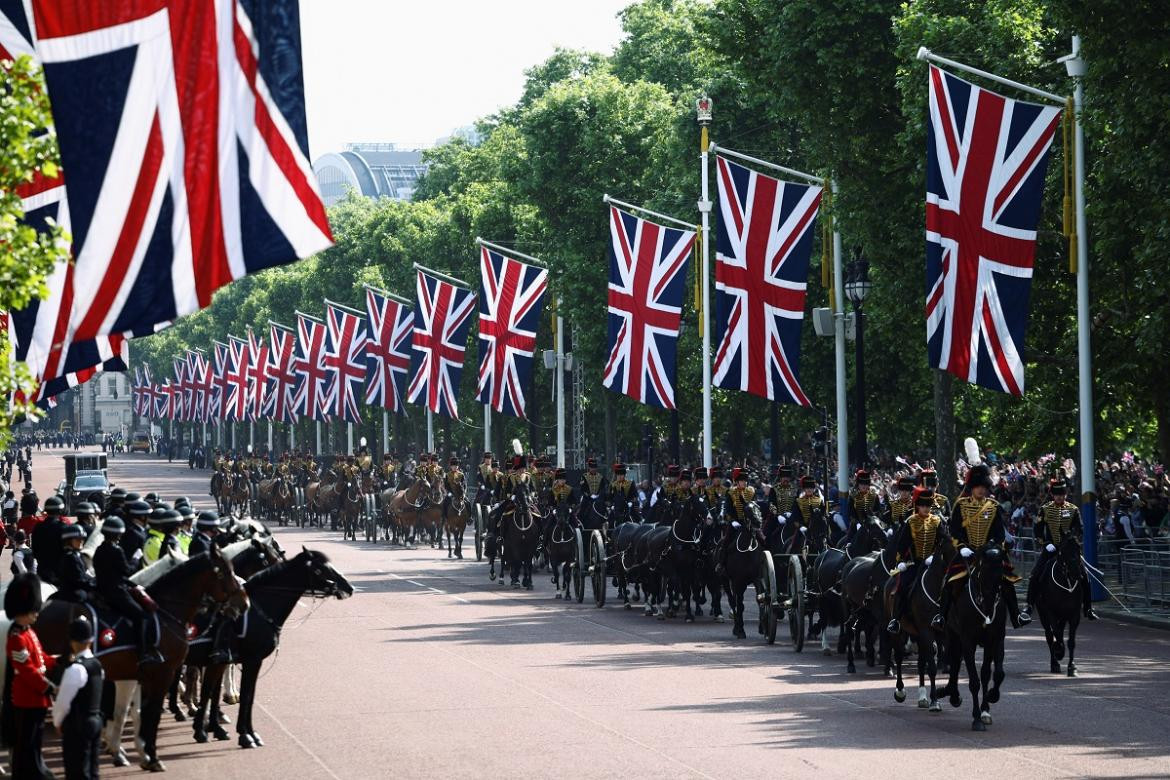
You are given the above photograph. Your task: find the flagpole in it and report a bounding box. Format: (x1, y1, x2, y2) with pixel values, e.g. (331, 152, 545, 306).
(347, 422, 354, 455)
(556, 303, 565, 468)
(315, 420, 321, 456)
(484, 405, 491, 458)
(832, 180, 850, 500)
(249, 421, 254, 450)
(267, 421, 273, 454)
(697, 99, 713, 470)
(289, 422, 295, 452)
(382, 410, 389, 455)
(426, 409, 434, 453)
(603, 194, 695, 230)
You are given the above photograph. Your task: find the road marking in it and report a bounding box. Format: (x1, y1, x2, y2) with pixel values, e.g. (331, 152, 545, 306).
(256, 700, 343, 780)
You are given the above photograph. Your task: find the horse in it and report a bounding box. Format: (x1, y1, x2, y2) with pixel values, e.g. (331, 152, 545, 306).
(312, 469, 343, 530)
(722, 505, 767, 639)
(501, 490, 541, 589)
(643, 493, 705, 623)
(939, 546, 1009, 731)
(229, 472, 251, 518)
(443, 479, 470, 558)
(387, 474, 435, 546)
(839, 542, 894, 675)
(338, 473, 363, 541)
(36, 546, 247, 771)
(885, 534, 956, 712)
(189, 549, 353, 747)
(613, 520, 655, 610)
(694, 505, 725, 623)
(1034, 535, 1085, 676)
(806, 516, 889, 654)
(212, 471, 235, 515)
(546, 503, 579, 600)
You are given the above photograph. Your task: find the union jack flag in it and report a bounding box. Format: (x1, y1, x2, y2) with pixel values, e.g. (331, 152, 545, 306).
(225, 336, 252, 421)
(212, 341, 235, 422)
(139, 365, 158, 419)
(364, 287, 412, 414)
(407, 271, 476, 419)
(926, 66, 1061, 396)
(247, 327, 271, 421)
(322, 302, 367, 424)
(132, 368, 149, 417)
(476, 247, 548, 419)
(292, 312, 330, 421)
(1, 6, 130, 402)
(602, 206, 695, 410)
(264, 321, 297, 423)
(712, 155, 820, 407)
(154, 378, 174, 420)
(28, 0, 332, 343)
(187, 350, 212, 423)
(172, 356, 190, 421)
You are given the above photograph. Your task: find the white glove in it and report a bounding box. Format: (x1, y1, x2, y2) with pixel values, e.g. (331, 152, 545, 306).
(1045, 543, 1056, 553)
(777, 516, 787, 525)
(591, 494, 598, 500)
(800, 526, 808, 533)
(960, 547, 973, 559)
(885, 528, 894, 537)
(896, 562, 908, 573)
(925, 555, 934, 566)
(131, 549, 143, 562)
(732, 521, 742, 529)
(855, 523, 861, 530)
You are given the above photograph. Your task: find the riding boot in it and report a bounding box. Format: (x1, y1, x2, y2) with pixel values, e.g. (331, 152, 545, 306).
(208, 618, 233, 664)
(1081, 573, 1098, 619)
(930, 581, 950, 630)
(1026, 559, 1040, 611)
(138, 620, 164, 666)
(714, 528, 730, 575)
(1005, 580, 1030, 628)
(887, 576, 909, 634)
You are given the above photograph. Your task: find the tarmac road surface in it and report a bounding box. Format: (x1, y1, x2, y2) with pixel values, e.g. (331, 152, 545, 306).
(16, 448, 1170, 778)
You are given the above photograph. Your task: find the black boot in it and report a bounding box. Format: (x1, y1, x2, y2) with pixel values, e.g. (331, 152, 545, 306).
(139, 622, 164, 666)
(1006, 582, 1030, 627)
(208, 619, 233, 664)
(931, 581, 950, 630)
(1081, 573, 1098, 619)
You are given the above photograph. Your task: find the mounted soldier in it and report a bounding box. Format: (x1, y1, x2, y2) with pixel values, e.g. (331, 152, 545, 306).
(932, 464, 1030, 629)
(578, 457, 608, 517)
(848, 469, 882, 525)
(918, 467, 951, 516)
(650, 464, 680, 512)
(1026, 478, 1097, 620)
(704, 466, 727, 521)
(475, 452, 495, 508)
(883, 475, 916, 529)
(886, 488, 950, 633)
(788, 475, 828, 548)
(609, 463, 640, 522)
(716, 468, 762, 575)
(767, 465, 797, 521)
(441, 457, 466, 524)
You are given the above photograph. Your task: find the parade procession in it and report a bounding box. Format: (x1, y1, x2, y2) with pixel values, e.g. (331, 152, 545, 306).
(1, 0, 1169, 777)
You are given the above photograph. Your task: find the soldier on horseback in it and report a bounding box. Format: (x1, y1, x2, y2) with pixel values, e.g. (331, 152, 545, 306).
(887, 488, 949, 633)
(932, 464, 1030, 629)
(578, 457, 608, 516)
(93, 516, 164, 665)
(918, 467, 951, 516)
(441, 457, 466, 524)
(767, 465, 797, 520)
(787, 475, 827, 543)
(704, 466, 727, 518)
(1026, 478, 1097, 620)
(476, 452, 495, 506)
(609, 463, 640, 521)
(884, 475, 916, 528)
(849, 469, 882, 525)
(543, 468, 577, 537)
(651, 464, 679, 508)
(715, 468, 763, 575)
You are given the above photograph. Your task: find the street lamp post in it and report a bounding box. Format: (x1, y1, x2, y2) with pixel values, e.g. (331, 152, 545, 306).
(844, 253, 872, 469)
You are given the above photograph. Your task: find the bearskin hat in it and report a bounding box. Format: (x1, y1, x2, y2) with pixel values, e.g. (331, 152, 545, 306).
(5, 572, 43, 619)
(896, 476, 915, 491)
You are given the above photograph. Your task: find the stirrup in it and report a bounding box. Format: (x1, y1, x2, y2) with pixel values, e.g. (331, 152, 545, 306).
(1083, 608, 1098, 621)
(139, 649, 165, 666)
(1015, 611, 1032, 627)
(930, 613, 944, 629)
(886, 618, 900, 634)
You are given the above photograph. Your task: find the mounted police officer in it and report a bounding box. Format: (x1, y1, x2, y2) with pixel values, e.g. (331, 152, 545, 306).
(189, 511, 234, 663)
(886, 488, 949, 633)
(143, 506, 182, 564)
(120, 500, 151, 570)
(1026, 478, 1097, 620)
(55, 523, 96, 603)
(31, 495, 68, 585)
(93, 516, 164, 665)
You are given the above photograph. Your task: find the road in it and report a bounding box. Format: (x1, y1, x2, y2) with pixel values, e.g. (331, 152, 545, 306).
(17, 448, 1170, 779)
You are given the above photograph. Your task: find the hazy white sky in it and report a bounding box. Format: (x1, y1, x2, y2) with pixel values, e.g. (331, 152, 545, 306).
(300, 0, 634, 156)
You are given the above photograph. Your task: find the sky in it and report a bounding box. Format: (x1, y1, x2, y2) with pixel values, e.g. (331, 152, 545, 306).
(299, 0, 635, 156)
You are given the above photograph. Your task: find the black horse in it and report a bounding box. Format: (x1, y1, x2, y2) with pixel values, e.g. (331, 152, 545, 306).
(546, 503, 579, 601)
(644, 493, 705, 622)
(940, 547, 1008, 731)
(722, 509, 767, 639)
(1034, 535, 1085, 676)
(613, 520, 655, 610)
(502, 492, 541, 589)
(886, 534, 955, 712)
(807, 517, 889, 650)
(190, 548, 353, 747)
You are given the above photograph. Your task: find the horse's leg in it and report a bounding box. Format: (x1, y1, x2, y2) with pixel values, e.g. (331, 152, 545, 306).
(208, 666, 231, 739)
(137, 681, 167, 770)
(684, 577, 695, 623)
(167, 666, 186, 721)
(979, 642, 995, 724)
(924, 633, 941, 712)
(845, 612, 857, 673)
(1043, 611, 1061, 673)
(892, 629, 907, 703)
(1066, 616, 1079, 677)
(446, 526, 453, 558)
(193, 666, 211, 743)
(235, 660, 258, 747)
(104, 681, 136, 767)
(965, 644, 985, 730)
(732, 582, 747, 639)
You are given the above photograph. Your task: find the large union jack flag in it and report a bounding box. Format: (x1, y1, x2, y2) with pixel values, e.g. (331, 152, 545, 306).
(476, 247, 548, 419)
(322, 301, 367, 424)
(292, 312, 330, 421)
(211, 341, 235, 422)
(602, 206, 695, 410)
(926, 66, 1061, 396)
(225, 336, 252, 421)
(28, 0, 332, 343)
(246, 326, 271, 420)
(172, 356, 191, 421)
(264, 321, 297, 423)
(407, 271, 476, 419)
(712, 155, 820, 406)
(364, 287, 413, 414)
(154, 377, 173, 420)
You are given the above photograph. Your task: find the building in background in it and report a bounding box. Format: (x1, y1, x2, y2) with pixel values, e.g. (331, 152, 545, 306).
(312, 142, 429, 207)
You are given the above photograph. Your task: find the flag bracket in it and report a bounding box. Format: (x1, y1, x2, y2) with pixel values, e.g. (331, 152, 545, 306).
(362, 283, 411, 306)
(916, 47, 1066, 105)
(710, 144, 825, 187)
(603, 194, 696, 231)
(475, 238, 548, 269)
(413, 263, 470, 291)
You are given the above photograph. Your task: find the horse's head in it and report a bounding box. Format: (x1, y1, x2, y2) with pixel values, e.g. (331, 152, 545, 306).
(294, 546, 354, 600)
(973, 545, 1005, 605)
(851, 516, 888, 554)
(205, 544, 249, 619)
(1056, 535, 1083, 577)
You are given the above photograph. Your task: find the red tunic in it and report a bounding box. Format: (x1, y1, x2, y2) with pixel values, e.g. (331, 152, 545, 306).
(7, 625, 54, 709)
(16, 514, 42, 537)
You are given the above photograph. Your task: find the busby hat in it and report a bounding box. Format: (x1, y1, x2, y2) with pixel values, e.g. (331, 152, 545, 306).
(613, 463, 627, 475)
(965, 464, 993, 491)
(1049, 478, 1068, 494)
(101, 516, 126, 535)
(666, 464, 680, 478)
(554, 468, 567, 480)
(586, 457, 598, 468)
(800, 475, 817, 489)
(510, 455, 526, 471)
(68, 615, 93, 643)
(449, 456, 460, 466)
(855, 469, 871, 485)
(60, 524, 85, 543)
(482, 451, 493, 460)
(678, 469, 692, 482)
(693, 466, 708, 480)
(731, 467, 746, 482)
(896, 476, 915, 491)
(776, 465, 794, 479)
(710, 466, 724, 479)
(5, 572, 42, 618)
(913, 487, 935, 507)
(917, 468, 938, 486)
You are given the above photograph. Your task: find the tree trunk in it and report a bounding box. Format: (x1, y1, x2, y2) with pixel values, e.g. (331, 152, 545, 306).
(934, 370, 957, 496)
(730, 415, 745, 461)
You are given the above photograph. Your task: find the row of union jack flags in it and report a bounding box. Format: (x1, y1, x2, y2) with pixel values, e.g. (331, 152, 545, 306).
(134, 248, 550, 425)
(1, 0, 331, 409)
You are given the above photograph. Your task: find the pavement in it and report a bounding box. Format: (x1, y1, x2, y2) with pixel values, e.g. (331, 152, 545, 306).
(14, 447, 1170, 779)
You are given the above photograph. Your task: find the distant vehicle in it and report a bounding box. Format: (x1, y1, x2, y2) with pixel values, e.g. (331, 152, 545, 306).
(130, 431, 152, 453)
(56, 469, 111, 513)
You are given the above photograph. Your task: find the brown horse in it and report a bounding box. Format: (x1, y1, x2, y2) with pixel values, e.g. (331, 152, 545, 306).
(443, 478, 471, 558)
(212, 470, 235, 514)
(36, 546, 248, 771)
(311, 470, 343, 530)
(230, 472, 251, 518)
(387, 474, 441, 545)
(258, 473, 295, 525)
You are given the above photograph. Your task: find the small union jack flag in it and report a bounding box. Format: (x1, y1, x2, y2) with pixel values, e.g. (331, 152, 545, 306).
(712, 155, 820, 407)
(212, 342, 235, 423)
(247, 327, 271, 421)
(172, 357, 191, 422)
(292, 312, 330, 421)
(407, 270, 476, 419)
(322, 301, 367, 424)
(364, 287, 413, 414)
(224, 336, 252, 422)
(602, 206, 695, 410)
(476, 247, 548, 419)
(154, 378, 174, 420)
(264, 322, 297, 423)
(926, 66, 1061, 396)
(28, 0, 332, 342)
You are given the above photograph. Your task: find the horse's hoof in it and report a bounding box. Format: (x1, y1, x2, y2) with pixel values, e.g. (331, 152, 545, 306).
(194, 730, 209, 744)
(1067, 666, 1078, 678)
(685, 616, 694, 623)
(846, 663, 856, 674)
(980, 711, 992, 725)
(1054, 643, 1065, 661)
(822, 647, 833, 656)
(555, 593, 563, 600)
(714, 614, 725, 623)
(657, 612, 666, 621)
(972, 720, 987, 732)
(141, 758, 167, 772)
(950, 693, 962, 708)
(218, 712, 231, 724)
(894, 688, 906, 703)
(986, 688, 1000, 704)
(238, 734, 255, 749)
(624, 602, 632, 610)
(250, 732, 264, 747)
(114, 750, 130, 767)
(172, 710, 186, 722)
(695, 607, 704, 617)
(733, 628, 747, 639)
(212, 727, 230, 741)
(918, 697, 929, 709)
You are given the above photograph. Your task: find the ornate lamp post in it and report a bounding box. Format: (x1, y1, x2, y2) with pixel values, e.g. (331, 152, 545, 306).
(844, 252, 872, 468)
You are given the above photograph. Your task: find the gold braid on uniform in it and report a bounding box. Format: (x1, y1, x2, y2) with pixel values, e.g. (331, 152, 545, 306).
(957, 497, 998, 548)
(796, 494, 823, 523)
(1040, 502, 1076, 544)
(773, 487, 796, 515)
(889, 497, 912, 525)
(853, 489, 878, 514)
(909, 514, 941, 560)
(584, 473, 602, 495)
(729, 486, 750, 518)
(551, 484, 572, 503)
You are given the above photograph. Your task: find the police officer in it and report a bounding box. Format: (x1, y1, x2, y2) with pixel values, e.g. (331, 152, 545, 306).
(74, 502, 98, 539)
(31, 495, 68, 585)
(93, 516, 164, 665)
(56, 524, 96, 603)
(120, 500, 151, 571)
(143, 507, 182, 564)
(51, 615, 105, 779)
(187, 511, 221, 557)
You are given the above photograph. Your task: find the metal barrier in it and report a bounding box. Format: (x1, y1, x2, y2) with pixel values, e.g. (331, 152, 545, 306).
(1018, 535, 1170, 616)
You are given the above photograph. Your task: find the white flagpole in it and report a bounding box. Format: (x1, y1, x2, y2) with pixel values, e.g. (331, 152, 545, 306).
(832, 181, 849, 496)
(484, 405, 491, 456)
(382, 410, 389, 455)
(556, 305, 565, 468)
(249, 421, 254, 449)
(698, 106, 713, 469)
(347, 422, 354, 455)
(267, 421, 273, 453)
(426, 408, 434, 453)
(289, 423, 295, 451)
(315, 420, 321, 455)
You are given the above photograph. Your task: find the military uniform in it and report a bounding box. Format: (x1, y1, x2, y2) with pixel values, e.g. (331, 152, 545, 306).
(884, 477, 916, 528)
(768, 466, 797, 520)
(609, 464, 640, 521)
(886, 489, 949, 632)
(441, 459, 466, 521)
(705, 467, 727, 521)
(1026, 481, 1095, 618)
(578, 459, 608, 515)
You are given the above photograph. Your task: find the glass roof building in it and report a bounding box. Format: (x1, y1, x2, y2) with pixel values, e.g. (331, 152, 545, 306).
(312, 143, 428, 207)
